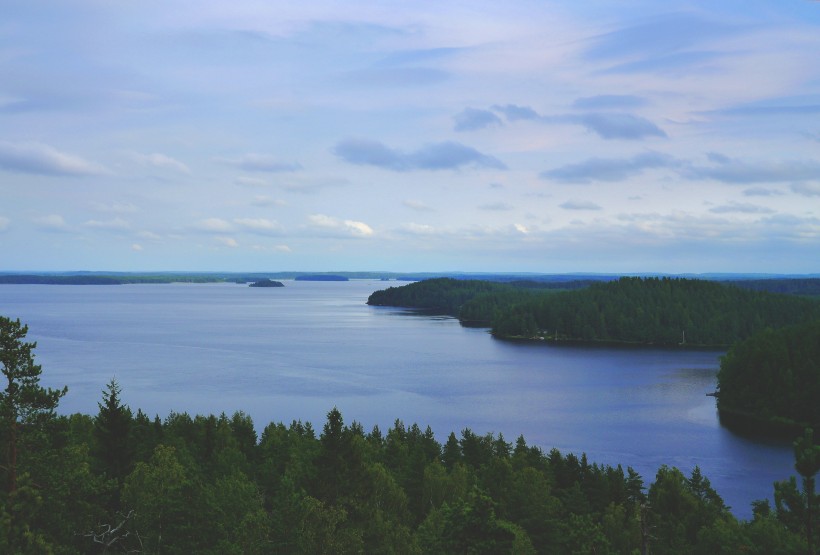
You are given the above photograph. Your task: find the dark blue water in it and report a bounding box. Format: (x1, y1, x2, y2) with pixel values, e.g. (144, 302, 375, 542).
(0, 281, 794, 518)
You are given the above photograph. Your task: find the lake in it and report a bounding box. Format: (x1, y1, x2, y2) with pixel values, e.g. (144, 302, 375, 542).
(0, 280, 795, 519)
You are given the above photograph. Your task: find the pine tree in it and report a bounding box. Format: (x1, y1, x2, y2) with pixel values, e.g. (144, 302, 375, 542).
(0, 316, 66, 493)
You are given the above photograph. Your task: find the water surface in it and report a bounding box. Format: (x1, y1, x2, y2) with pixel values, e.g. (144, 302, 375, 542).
(0, 280, 794, 518)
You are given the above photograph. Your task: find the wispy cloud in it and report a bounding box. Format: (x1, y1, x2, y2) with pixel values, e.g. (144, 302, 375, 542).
(308, 214, 374, 237)
(453, 108, 503, 132)
(220, 153, 302, 173)
(132, 152, 190, 174)
(402, 200, 435, 212)
(233, 218, 284, 235)
(541, 151, 679, 183)
(792, 182, 820, 197)
(0, 216, 10, 231)
(489, 105, 665, 140)
(479, 202, 514, 211)
(708, 202, 775, 214)
(572, 95, 648, 110)
(0, 141, 108, 176)
(681, 156, 820, 184)
(195, 218, 233, 232)
(560, 200, 602, 211)
(83, 218, 131, 230)
(33, 214, 69, 231)
(333, 139, 506, 171)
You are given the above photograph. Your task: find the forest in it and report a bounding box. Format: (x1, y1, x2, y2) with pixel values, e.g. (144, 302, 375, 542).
(2, 316, 819, 554)
(717, 319, 820, 435)
(368, 277, 820, 346)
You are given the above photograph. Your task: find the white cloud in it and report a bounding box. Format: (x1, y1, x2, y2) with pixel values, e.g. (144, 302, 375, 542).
(137, 230, 162, 240)
(196, 218, 233, 232)
(0, 142, 108, 176)
(233, 217, 284, 234)
(83, 217, 131, 230)
(514, 223, 529, 234)
(33, 214, 69, 231)
(0, 216, 9, 231)
(251, 196, 287, 207)
(131, 243, 144, 251)
(402, 200, 435, 212)
(220, 154, 301, 172)
(132, 152, 190, 174)
(307, 214, 374, 237)
(216, 237, 239, 248)
(90, 201, 139, 214)
(252, 244, 292, 253)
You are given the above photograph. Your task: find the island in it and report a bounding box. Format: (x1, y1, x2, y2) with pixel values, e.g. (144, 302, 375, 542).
(248, 279, 284, 288)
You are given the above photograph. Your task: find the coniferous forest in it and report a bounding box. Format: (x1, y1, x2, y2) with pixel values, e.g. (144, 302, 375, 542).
(2, 315, 820, 554)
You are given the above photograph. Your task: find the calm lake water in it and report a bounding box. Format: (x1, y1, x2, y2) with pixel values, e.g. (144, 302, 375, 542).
(0, 280, 794, 518)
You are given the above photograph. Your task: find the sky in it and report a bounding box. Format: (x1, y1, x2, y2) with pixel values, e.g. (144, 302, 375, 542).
(1, 1, 819, 274)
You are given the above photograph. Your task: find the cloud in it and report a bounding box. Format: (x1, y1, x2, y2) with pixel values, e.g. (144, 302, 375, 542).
(583, 13, 735, 66)
(708, 202, 775, 214)
(514, 223, 529, 234)
(743, 187, 783, 197)
(453, 108, 503, 132)
(0, 141, 108, 176)
(233, 217, 284, 235)
(251, 244, 292, 253)
(308, 214, 373, 237)
(792, 182, 820, 197)
(133, 152, 190, 174)
(400, 223, 437, 236)
(708, 95, 820, 117)
(560, 200, 602, 211)
(565, 113, 666, 140)
(479, 202, 514, 211)
(251, 196, 287, 207)
(83, 217, 131, 230)
(221, 154, 302, 173)
(90, 201, 139, 214)
(492, 104, 539, 121)
(337, 67, 449, 88)
(0, 216, 9, 231)
(541, 151, 679, 183)
(33, 214, 69, 231)
(215, 237, 239, 248)
(681, 157, 820, 184)
(131, 243, 144, 252)
(572, 95, 648, 110)
(402, 200, 435, 212)
(333, 139, 506, 171)
(492, 104, 665, 139)
(196, 218, 233, 232)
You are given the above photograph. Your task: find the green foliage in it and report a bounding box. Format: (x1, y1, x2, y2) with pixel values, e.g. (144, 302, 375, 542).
(369, 276, 820, 346)
(717, 320, 820, 432)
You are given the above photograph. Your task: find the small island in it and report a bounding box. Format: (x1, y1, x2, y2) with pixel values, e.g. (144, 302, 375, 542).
(248, 279, 285, 288)
(294, 274, 349, 282)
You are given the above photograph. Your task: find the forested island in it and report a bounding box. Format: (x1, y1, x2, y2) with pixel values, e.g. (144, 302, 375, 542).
(248, 279, 285, 288)
(1, 315, 818, 554)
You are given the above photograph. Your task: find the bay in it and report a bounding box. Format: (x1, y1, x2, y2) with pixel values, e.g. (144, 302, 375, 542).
(0, 280, 794, 519)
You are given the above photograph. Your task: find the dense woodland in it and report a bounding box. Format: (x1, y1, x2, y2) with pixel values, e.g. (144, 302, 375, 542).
(717, 319, 820, 434)
(1, 316, 819, 554)
(368, 277, 820, 346)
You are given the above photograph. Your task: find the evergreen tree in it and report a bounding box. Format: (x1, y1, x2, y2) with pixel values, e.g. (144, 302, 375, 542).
(93, 378, 134, 485)
(0, 316, 66, 493)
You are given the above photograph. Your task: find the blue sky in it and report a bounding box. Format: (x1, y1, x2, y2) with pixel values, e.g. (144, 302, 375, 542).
(1, 1, 819, 273)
